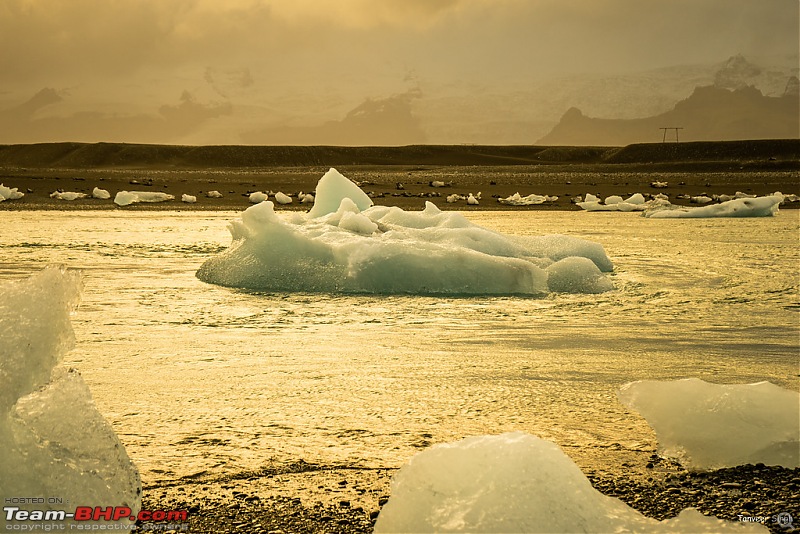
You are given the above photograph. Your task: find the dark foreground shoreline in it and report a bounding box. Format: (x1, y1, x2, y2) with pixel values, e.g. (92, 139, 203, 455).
(1, 139, 798, 212)
(141, 459, 799, 533)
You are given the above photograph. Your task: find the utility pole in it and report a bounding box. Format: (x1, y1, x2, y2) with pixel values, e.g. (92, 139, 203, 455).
(660, 127, 683, 142)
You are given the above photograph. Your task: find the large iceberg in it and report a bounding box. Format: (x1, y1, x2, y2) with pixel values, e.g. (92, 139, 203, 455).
(375, 432, 764, 533)
(642, 194, 783, 218)
(618, 379, 800, 469)
(0, 267, 141, 529)
(197, 168, 614, 295)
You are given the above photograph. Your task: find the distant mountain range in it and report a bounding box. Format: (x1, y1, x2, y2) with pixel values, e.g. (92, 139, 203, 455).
(0, 55, 796, 145)
(538, 82, 799, 145)
(537, 55, 799, 146)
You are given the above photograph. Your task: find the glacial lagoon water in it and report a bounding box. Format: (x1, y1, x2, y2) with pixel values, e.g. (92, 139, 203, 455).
(1, 209, 798, 486)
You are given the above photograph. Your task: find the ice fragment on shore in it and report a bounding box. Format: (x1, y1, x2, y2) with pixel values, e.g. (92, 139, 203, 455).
(498, 192, 558, 205)
(114, 190, 175, 206)
(249, 191, 268, 203)
(182, 194, 197, 203)
(0, 184, 25, 201)
(92, 187, 111, 199)
(578, 192, 649, 212)
(642, 194, 783, 218)
(618, 378, 800, 469)
(0, 268, 141, 528)
(374, 432, 764, 533)
(50, 191, 87, 200)
(274, 192, 293, 205)
(197, 168, 614, 295)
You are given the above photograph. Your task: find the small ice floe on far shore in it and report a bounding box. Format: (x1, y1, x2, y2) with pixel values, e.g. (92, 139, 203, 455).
(113, 191, 175, 206)
(0, 184, 25, 201)
(181, 194, 197, 203)
(249, 191, 269, 204)
(577, 192, 648, 212)
(445, 192, 481, 204)
(50, 191, 88, 201)
(642, 193, 784, 218)
(375, 432, 765, 533)
(619, 378, 799, 469)
(197, 168, 614, 296)
(498, 192, 558, 206)
(274, 192, 293, 205)
(92, 187, 111, 199)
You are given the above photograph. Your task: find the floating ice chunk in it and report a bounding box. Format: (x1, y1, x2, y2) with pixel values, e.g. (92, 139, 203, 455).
(274, 191, 293, 205)
(643, 194, 783, 218)
(691, 195, 713, 204)
(650, 181, 668, 188)
(0, 267, 82, 411)
(584, 193, 599, 202)
(181, 194, 197, 203)
(446, 194, 462, 203)
(618, 378, 800, 469)
(50, 191, 87, 200)
(0, 268, 141, 528)
(546, 256, 614, 293)
(249, 191, 268, 203)
(523, 234, 613, 272)
(498, 192, 558, 206)
(92, 187, 111, 199)
(0, 183, 25, 201)
(375, 432, 763, 533)
(604, 195, 623, 205)
(113, 191, 174, 206)
(197, 171, 614, 295)
(307, 168, 373, 218)
(734, 191, 756, 199)
(467, 193, 479, 205)
(206, 190, 223, 198)
(300, 193, 315, 204)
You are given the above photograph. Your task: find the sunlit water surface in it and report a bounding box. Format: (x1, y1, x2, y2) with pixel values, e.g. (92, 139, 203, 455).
(2, 210, 798, 485)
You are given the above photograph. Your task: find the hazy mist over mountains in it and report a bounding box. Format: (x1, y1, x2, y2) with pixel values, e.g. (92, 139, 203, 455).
(1, 1, 797, 146)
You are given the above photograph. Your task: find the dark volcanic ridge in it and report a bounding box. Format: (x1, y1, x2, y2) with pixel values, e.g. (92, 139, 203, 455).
(0, 139, 798, 169)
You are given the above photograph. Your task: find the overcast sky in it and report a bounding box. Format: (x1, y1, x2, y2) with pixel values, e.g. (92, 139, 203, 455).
(0, 0, 797, 144)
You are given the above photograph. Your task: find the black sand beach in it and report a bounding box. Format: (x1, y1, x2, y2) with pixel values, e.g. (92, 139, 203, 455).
(1, 140, 798, 212)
